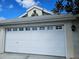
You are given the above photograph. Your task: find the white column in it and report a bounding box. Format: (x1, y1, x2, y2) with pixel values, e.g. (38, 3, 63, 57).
(0, 27, 5, 53)
(64, 22, 74, 59)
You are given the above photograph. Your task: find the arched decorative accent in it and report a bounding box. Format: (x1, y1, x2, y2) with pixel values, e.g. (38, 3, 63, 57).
(31, 10, 38, 16)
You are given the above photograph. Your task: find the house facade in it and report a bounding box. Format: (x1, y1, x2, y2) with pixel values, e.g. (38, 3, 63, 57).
(0, 5, 79, 59)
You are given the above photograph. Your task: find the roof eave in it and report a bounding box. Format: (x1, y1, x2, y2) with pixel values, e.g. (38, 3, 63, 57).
(0, 15, 78, 26)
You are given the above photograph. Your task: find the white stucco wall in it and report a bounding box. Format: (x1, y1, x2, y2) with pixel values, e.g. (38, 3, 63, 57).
(0, 28, 5, 53)
(64, 22, 75, 59)
(64, 21, 79, 59)
(72, 22, 79, 59)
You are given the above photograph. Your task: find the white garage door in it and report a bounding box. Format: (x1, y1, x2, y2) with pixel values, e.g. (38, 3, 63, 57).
(5, 25, 66, 56)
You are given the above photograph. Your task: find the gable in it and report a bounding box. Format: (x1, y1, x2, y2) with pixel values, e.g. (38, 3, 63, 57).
(27, 7, 43, 13)
(19, 5, 53, 18)
(27, 7, 43, 17)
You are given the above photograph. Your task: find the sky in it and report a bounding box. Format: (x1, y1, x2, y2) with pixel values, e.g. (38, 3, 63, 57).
(0, 0, 57, 19)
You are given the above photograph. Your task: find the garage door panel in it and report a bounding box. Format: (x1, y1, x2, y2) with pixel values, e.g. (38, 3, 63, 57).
(5, 25, 66, 56)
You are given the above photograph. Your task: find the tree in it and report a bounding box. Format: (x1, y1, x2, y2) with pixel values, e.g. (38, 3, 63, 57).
(52, 0, 64, 14)
(52, 0, 79, 14)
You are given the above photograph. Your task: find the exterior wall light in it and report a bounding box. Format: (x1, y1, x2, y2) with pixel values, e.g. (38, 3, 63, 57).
(71, 25, 76, 32)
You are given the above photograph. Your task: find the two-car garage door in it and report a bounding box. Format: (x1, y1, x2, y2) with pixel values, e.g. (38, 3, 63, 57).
(5, 25, 66, 56)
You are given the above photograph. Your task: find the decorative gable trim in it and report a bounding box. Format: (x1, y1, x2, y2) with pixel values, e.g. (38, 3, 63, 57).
(19, 5, 54, 18)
